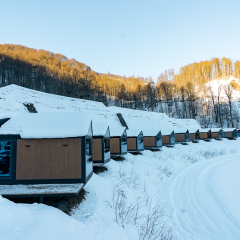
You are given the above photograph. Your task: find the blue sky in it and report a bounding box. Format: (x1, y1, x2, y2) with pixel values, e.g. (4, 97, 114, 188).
(1, 0, 240, 81)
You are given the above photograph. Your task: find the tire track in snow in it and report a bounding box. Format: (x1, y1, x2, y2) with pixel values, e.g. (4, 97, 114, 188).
(170, 153, 240, 240)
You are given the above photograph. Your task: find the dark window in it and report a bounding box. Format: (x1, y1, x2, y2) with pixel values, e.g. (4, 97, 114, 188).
(0, 140, 11, 177)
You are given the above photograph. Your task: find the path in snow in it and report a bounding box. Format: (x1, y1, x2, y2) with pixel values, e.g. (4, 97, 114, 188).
(170, 153, 240, 240)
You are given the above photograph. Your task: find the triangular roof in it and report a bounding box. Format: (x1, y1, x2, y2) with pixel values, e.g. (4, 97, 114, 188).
(211, 128, 222, 132)
(199, 128, 211, 133)
(0, 112, 92, 138)
(126, 129, 143, 137)
(223, 128, 237, 132)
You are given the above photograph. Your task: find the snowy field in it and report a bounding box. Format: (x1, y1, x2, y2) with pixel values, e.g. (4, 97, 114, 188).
(1, 138, 240, 240)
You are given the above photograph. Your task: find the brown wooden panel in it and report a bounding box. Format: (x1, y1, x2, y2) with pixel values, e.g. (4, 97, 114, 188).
(212, 132, 219, 138)
(200, 133, 208, 139)
(189, 133, 196, 140)
(175, 134, 185, 142)
(93, 138, 102, 162)
(16, 138, 82, 180)
(225, 132, 232, 138)
(110, 138, 120, 153)
(162, 135, 170, 144)
(144, 137, 156, 147)
(127, 138, 137, 150)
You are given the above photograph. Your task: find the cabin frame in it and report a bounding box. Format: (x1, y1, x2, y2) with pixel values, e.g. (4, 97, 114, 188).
(0, 113, 93, 200)
(162, 130, 175, 146)
(199, 129, 211, 140)
(223, 128, 238, 139)
(189, 129, 200, 141)
(127, 130, 144, 152)
(174, 130, 189, 143)
(92, 126, 111, 167)
(211, 128, 223, 139)
(143, 130, 162, 149)
(110, 128, 127, 157)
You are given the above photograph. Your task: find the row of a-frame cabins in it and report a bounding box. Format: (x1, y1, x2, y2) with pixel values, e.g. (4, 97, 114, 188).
(0, 112, 238, 201)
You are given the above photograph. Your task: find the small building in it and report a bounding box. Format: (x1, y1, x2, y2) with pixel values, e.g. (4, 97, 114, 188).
(211, 128, 223, 139)
(143, 129, 162, 150)
(223, 128, 238, 139)
(162, 129, 175, 146)
(189, 129, 200, 141)
(174, 129, 189, 143)
(127, 129, 144, 152)
(0, 112, 93, 201)
(199, 129, 211, 140)
(110, 127, 127, 157)
(91, 123, 111, 167)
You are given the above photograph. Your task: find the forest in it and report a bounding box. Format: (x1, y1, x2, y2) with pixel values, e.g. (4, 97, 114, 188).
(0, 44, 240, 128)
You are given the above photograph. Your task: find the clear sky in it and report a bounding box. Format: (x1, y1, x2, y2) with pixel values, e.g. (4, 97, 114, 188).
(1, 0, 240, 81)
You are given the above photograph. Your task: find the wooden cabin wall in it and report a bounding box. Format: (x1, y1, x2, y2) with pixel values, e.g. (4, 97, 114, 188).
(199, 132, 208, 139)
(175, 134, 185, 142)
(144, 137, 156, 147)
(162, 135, 170, 144)
(225, 132, 233, 138)
(211, 132, 219, 138)
(189, 133, 196, 140)
(16, 138, 82, 180)
(127, 138, 137, 150)
(110, 138, 120, 153)
(93, 138, 102, 161)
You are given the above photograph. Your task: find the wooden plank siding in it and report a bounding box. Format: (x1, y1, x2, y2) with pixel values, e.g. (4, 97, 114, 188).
(211, 132, 219, 138)
(127, 138, 137, 150)
(92, 138, 102, 162)
(110, 138, 120, 153)
(225, 132, 233, 138)
(144, 137, 156, 147)
(175, 134, 185, 142)
(199, 132, 208, 139)
(189, 133, 196, 140)
(16, 138, 82, 180)
(162, 135, 170, 144)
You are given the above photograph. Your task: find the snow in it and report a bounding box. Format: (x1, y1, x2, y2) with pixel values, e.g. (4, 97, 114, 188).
(0, 112, 92, 138)
(223, 128, 236, 132)
(126, 129, 142, 137)
(1, 85, 240, 239)
(110, 126, 126, 137)
(199, 128, 211, 132)
(210, 128, 222, 132)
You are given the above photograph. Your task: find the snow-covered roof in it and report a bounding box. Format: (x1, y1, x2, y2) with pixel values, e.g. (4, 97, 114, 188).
(0, 85, 106, 116)
(174, 129, 188, 134)
(161, 129, 174, 135)
(126, 129, 143, 137)
(143, 129, 161, 136)
(199, 128, 211, 133)
(0, 112, 92, 138)
(170, 118, 200, 133)
(92, 122, 109, 136)
(110, 126, 126, 137)
(211, 128, 222, 132)
(223, 128, 237, 132)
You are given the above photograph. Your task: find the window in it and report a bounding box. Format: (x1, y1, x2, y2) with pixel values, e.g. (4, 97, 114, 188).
(85, 138, 93, 178)
(121, 137, 127, 153)
(0, 140, 11, 177)
(104, 138, 110, 160)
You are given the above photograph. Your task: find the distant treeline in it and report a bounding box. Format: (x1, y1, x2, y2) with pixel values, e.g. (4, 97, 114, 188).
(0, 44, 240, 127)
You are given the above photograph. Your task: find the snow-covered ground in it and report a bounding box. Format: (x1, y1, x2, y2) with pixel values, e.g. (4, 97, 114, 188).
(1, 138, 240, 240)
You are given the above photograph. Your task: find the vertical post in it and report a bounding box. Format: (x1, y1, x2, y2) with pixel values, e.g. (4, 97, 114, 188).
(39, 196, 43, 204)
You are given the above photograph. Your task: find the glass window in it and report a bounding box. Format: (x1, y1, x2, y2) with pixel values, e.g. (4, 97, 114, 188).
(137, 137, 144, 150)
(156, 135, 162, 147)
(0, 140, 11, 177)
(121, 137, 127, 153)
(104, 138, 110, 160)
(85, 138, 93, 178)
